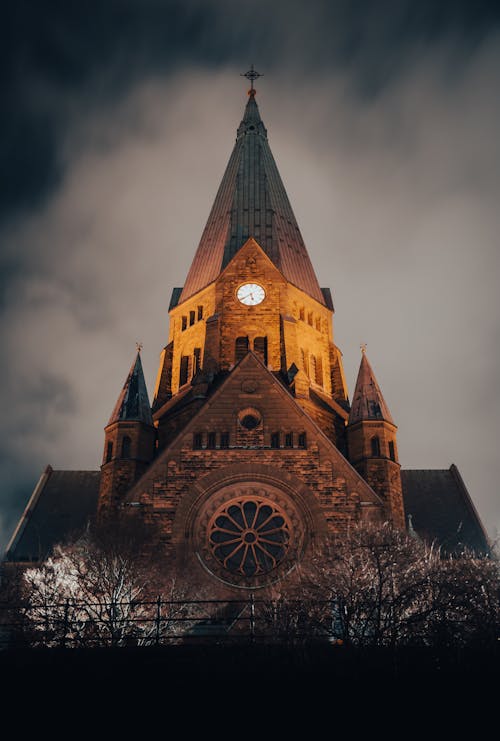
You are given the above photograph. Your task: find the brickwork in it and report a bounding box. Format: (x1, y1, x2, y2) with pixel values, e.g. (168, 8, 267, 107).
(98, 420, 156, 514)
(347, 419, 405, 528)
(122, 354, 383, 593)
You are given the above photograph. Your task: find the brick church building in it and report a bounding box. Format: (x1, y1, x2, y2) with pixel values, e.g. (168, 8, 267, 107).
(4, 78, 490, 592)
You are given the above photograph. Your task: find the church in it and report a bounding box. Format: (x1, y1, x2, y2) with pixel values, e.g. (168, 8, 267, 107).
(4, 72, 490, 592)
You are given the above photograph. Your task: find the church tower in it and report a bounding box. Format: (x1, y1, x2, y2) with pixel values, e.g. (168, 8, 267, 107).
(347, 347, 404, 528)
(152, 81, 349, 454)
(98, 350, 156, 514)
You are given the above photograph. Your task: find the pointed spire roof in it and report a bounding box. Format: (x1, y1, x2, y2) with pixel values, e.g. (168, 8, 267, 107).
(108, 350, 153, 426)
(179, 89, 325, 305)
(349, 348, 395, 425)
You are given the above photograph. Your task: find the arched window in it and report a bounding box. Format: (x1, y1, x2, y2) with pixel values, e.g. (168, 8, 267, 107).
(121, 436, 132, 459)
(105, 441, 113, 463)
(389, 440, 396, 461)
(235, 336, 249, 362)
(253, 336, 268, 365)
(371, 436, 381, 457)
(189, 310, 195, 326)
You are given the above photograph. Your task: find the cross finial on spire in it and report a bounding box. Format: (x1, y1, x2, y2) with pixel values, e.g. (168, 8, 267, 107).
(136, 342, 143, 353)
(360, 343, 367, 354)
(241, 64, 262, 96)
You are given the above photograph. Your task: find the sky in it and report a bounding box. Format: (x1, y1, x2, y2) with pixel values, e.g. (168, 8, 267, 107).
(1, 0, 500, 552)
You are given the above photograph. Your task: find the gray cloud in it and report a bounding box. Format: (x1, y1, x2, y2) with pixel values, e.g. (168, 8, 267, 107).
(1, 16, 499, 550)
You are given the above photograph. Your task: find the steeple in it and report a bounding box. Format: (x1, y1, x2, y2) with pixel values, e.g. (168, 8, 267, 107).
(348, 347, 394, 426)
(108, 349, 153, 426)
(179, 85, 325, 306)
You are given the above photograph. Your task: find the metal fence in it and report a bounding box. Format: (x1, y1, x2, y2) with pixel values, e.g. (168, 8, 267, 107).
(0, 596, 344, 649)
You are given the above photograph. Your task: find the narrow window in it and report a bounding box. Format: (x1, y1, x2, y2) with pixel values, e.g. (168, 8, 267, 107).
(271, 432, 280, 449)
(189, 310, 195, 326)
(285, 432, 293, 448)
(197, 305, 203, 320)
(371, 436, 381, 457)
(254, 336, 268, 365)
(207, 432, 216, 449)
(389, 441, 396, 461)
(299, 307, 305, 321)
(307, 312, 313, 326)
(105, 441, 113, 463)
(310, 355, 317, 383)
(315, 317, 321, 332)
(193, 347, 201, 374)
(121, 436, 131, 459)
(300, 348, 309, 377)
(179, 355, 191, 386)
(181, 316, 187, 331)
(298, 432, 307, 449)
(315, 355, 323, 386)
(193, 433, 203, 450)
(220, 432, 229, 449)
(235, 336, 249, 362)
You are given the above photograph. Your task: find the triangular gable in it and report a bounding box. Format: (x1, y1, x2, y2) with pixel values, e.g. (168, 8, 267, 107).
(127, 351, 382, 505)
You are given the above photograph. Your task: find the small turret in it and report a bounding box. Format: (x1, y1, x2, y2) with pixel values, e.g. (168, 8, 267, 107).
(98, 349, 156, 515)
(347, 347, 405, 528)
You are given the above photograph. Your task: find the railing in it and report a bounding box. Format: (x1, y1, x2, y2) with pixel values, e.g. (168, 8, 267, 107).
(0, 596, 344, 649)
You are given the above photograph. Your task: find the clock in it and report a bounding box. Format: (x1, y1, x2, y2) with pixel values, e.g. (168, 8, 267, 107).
(236, 283, 266, 306)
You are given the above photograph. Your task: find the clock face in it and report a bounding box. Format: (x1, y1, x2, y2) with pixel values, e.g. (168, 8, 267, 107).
(237, 283, 266, 306)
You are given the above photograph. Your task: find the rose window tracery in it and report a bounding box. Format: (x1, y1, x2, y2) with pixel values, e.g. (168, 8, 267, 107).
(209, 498, 290, 576)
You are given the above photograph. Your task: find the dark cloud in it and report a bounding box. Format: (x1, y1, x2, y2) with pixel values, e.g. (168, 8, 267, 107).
(1, 1, 499, 550)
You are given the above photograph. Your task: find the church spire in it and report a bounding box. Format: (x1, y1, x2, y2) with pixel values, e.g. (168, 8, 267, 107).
(179, 81, 325, 306)
(108, 349, 153, 426)
(348, 347, 395, 425)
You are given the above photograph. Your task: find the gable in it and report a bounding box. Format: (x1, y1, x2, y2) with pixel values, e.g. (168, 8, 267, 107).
(127, 351, 382, 507)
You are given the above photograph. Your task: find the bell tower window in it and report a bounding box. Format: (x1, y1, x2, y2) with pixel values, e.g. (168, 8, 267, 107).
(235, 336, 249, 362)
(105, 441, 113, 463)
(371, 436, 381, 457)
(121, 436, 132, 459)
(389, 440, 396, 461)
(253, 336, 268, 365)
(179, 355, 192, 387)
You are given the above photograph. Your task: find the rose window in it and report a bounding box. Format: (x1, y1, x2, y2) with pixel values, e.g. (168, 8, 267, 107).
(208, 498, 290, 576)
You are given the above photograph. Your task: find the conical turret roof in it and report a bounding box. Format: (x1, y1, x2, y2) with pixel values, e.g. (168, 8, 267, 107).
(179, 90, 325, 305)
(108, 351, 153, 426)
(348, 349, 395, 425)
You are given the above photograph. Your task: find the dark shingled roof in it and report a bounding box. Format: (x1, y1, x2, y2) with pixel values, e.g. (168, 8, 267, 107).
(401, 465, 490, 556)
(349, 350, 395, 426)
(4, 467, 100, 563)
(108, 351, 153, 426)
(179, 91, 325, 306)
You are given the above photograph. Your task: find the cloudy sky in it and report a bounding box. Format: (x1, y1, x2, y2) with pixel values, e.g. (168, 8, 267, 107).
(1, 0, 499, 551)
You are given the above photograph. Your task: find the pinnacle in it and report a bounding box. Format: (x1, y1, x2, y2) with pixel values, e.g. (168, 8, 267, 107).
(108, 351, 153, 426)
(348, 350, 395, 426)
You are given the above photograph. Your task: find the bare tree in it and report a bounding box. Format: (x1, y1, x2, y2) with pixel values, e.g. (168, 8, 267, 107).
(267, 522, 499, 648)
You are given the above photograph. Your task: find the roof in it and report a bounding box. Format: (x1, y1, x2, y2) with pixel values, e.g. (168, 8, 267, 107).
(108, 351, 153, 426)
(179, 91, 325, 306)
(4, 467, 100, 563)
(348, 350, 395, 425)
(401, 465, 490, 556)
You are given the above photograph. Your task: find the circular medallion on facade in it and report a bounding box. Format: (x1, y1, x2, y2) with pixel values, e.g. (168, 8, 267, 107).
(241, 380, 258, 394)
(195, 484, 305, 588)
